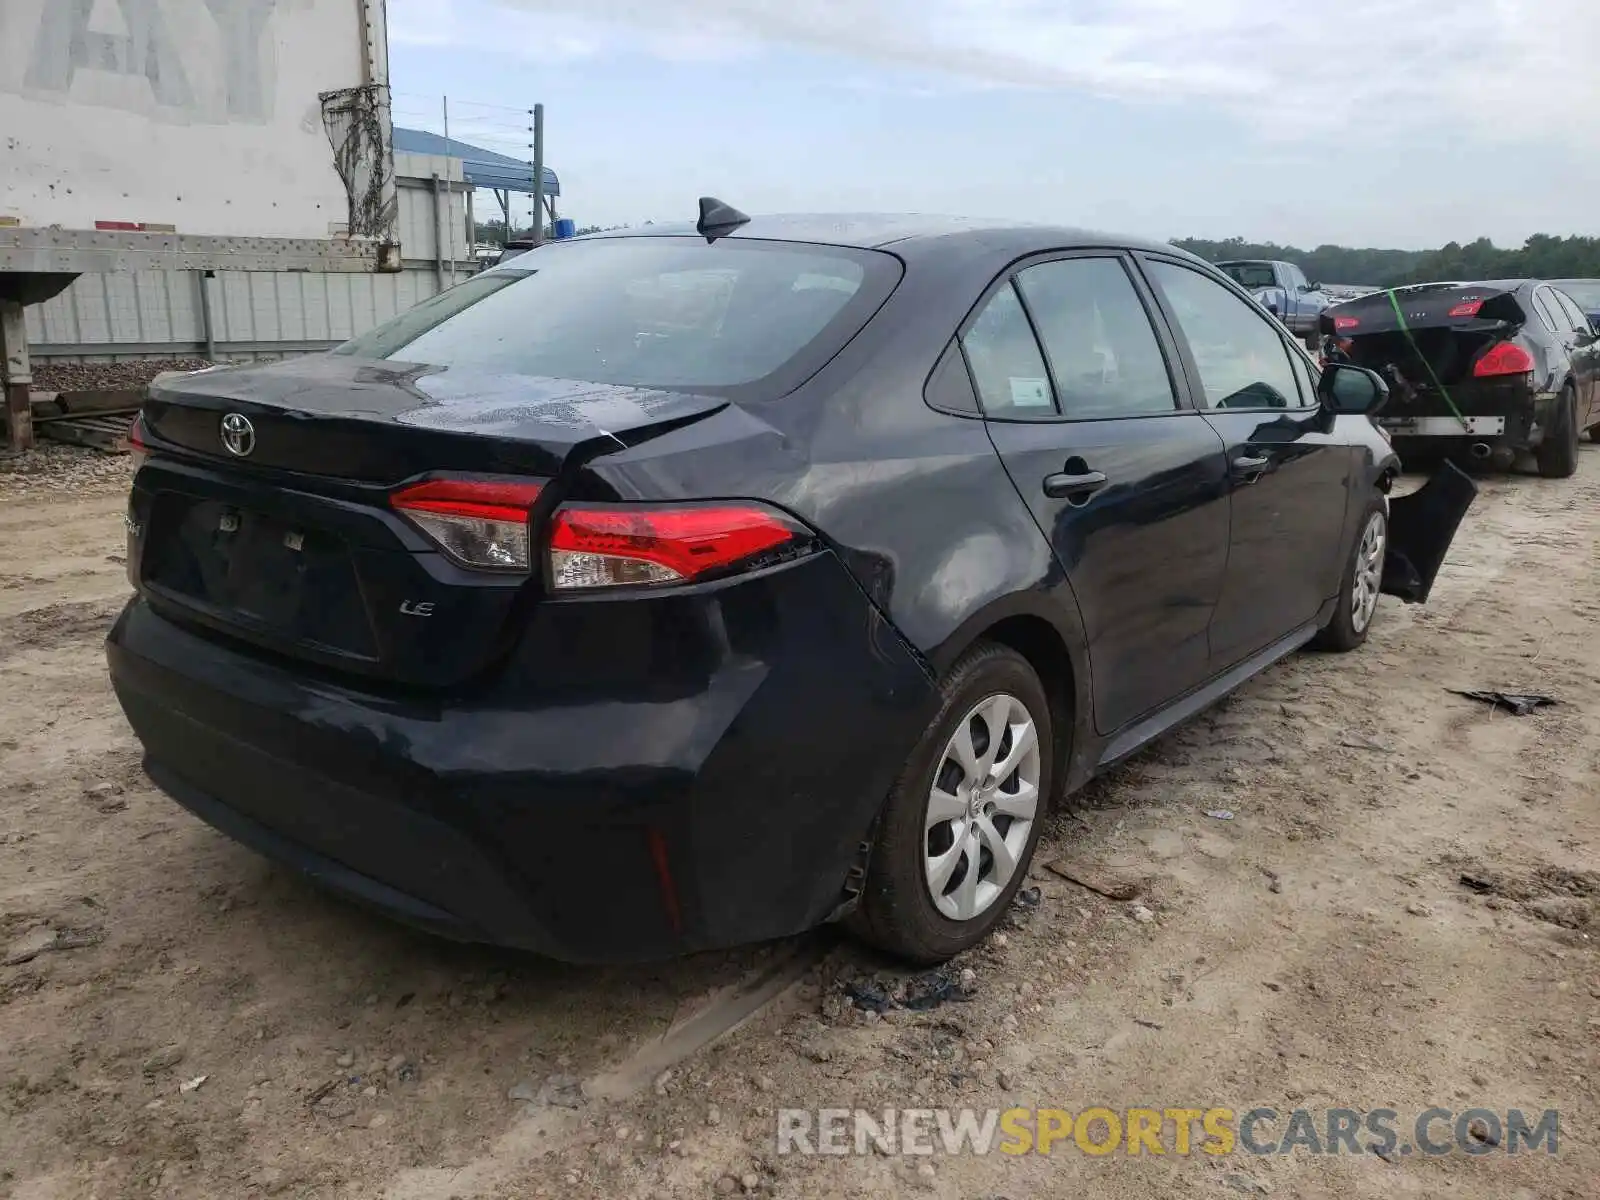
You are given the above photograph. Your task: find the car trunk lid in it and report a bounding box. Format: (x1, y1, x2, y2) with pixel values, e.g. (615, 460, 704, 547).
(1323, 284, 1524, 387)
(143, 355, 725, 483)
(1322, 285, 1534, 433)
(131, 357, 726, 688)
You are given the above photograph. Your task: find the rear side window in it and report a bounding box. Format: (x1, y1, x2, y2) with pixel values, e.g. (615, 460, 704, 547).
(961, 283, 1055, 419)
(1555, 281, 1600, 311)
(1014, 257, 1178, 419)
(333, 238, 899, 395)
(1146, 261, 1304, 410)
(925, 340, 980, 415)
(1220, 263, 1277, 290)
(1552, 290, 1591, 333)
(1530, 289, 1561, 333)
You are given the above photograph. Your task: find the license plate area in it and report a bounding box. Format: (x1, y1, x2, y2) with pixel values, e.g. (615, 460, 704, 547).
(145, 495, 377, 658)
(1378, 415, 1506, 436)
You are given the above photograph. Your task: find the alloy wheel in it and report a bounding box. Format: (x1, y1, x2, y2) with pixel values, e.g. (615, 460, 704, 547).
(1351, 510, 1386, 634)
(924, 692, 1041, 921)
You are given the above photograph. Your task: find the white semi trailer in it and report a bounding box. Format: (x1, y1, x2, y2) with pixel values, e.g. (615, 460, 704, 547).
(0, 0, 401, 448)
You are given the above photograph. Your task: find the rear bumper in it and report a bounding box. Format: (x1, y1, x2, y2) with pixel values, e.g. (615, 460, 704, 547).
(1376, 380, 1555, 451)
(106, 553, 937, 962)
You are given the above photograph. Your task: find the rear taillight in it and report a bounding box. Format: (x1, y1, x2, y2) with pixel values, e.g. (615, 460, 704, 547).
(127, 413, 149, 471)
(390, 478, 544, 570)
(1447, 299, 1484, 318)
(1333, 316, 1360, 331)
(1472, 342, 1535, 378)
(548, 502, 809, 590)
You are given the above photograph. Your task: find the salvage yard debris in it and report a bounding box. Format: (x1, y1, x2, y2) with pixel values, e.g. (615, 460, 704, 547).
(1043, 859, 1144, 901)
(844, 966, 974, 1014)
(1448, 689, 1559, 716)
(3, 924, 102, 966)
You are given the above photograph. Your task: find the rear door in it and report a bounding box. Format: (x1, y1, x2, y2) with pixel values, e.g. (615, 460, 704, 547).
(965, 252, 1231, 734)
(1139, 256, 1354, 671)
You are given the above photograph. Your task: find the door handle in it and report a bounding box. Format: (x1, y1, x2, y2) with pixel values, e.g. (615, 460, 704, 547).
(1231, 453, 1272, 481)
(1042, 469, 1108, 501)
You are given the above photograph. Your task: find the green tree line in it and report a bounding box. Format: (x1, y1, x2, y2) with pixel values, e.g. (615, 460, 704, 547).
(1172, 234, 1600, 286)
(474, 218, 613, 245)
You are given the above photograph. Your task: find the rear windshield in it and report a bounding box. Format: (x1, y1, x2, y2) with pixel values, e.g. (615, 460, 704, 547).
(334, 237, 900, 394)
(1218, 262, 1278, 290)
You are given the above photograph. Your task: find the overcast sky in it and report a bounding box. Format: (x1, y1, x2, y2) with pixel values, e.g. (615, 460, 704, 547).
(387, 0, 1600, 248)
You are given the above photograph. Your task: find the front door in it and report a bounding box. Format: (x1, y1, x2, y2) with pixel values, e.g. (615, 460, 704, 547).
(1139, 257, 1355, 670)
(961, 253, 1231, 735)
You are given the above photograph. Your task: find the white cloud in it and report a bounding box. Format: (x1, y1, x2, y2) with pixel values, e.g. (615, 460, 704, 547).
(397, 0, 1600, 143)
(388, 0, 751, 64)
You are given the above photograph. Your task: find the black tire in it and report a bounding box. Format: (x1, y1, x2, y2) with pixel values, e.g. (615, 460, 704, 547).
(849, 642, 1054, 964)
(1536, 386, 1579, 479)
(1312, 495, 1387, 653)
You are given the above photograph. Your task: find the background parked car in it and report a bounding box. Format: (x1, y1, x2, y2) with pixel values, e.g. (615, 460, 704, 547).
(109, 208, 1473, 965)
(1321, 279, 1600, 472)
(1216, 259, 1333, 343)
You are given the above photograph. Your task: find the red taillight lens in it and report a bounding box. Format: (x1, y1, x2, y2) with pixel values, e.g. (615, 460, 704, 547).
(390, 477, 544, 570)
(1333, 316, 1360, 331)
(1472, 342, 1535, 378)
(548, 503, 808, 590)
(1447, 299, 1484, 318)
(127, 413, 149, 471)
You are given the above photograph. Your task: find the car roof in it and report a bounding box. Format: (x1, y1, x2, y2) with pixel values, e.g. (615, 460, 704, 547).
(584, 213, 1184, 256)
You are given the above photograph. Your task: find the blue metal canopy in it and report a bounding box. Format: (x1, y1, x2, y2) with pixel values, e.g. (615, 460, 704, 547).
(392, 127, 560, 197)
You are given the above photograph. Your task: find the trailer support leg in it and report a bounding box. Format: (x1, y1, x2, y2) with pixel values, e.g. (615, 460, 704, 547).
(1, 300, 33, 452)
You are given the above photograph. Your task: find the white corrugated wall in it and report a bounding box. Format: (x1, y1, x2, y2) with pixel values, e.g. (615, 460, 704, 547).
(26, 153, 476, 364)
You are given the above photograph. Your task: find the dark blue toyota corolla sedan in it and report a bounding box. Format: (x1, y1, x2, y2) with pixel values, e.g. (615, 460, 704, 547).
(107, 202, 1475, 964)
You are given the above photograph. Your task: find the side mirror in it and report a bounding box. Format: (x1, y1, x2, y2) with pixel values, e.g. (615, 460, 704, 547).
(1304, 281, 1322, 292)
(1319, 362, 1389, 416)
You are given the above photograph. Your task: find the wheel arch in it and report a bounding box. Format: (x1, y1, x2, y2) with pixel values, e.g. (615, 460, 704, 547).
(929, 593, 1095, 802)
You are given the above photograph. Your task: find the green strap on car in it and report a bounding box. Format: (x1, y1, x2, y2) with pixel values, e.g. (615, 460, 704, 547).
(1385, 289, 1471, 431)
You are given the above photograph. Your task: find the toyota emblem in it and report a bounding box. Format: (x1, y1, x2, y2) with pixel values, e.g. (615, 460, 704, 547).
(220, 412, 256, 457)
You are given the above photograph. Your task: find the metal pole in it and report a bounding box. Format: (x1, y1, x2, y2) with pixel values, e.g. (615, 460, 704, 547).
(531, 103, 545, 248)
(0, 299, 33, 451)
(197, 270, 217, 361)
(430, 173, 446, 293)
(442, 96, 458, 284)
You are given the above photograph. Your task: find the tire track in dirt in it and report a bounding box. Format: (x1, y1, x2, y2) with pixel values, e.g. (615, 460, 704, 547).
(0, 600, 127, 667)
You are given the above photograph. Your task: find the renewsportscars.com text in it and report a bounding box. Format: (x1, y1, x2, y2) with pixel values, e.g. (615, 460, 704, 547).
(776, 1106, 1558, 1157)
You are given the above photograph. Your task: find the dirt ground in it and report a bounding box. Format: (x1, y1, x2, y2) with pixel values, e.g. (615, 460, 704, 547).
(2, 443, 1596, 1200)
